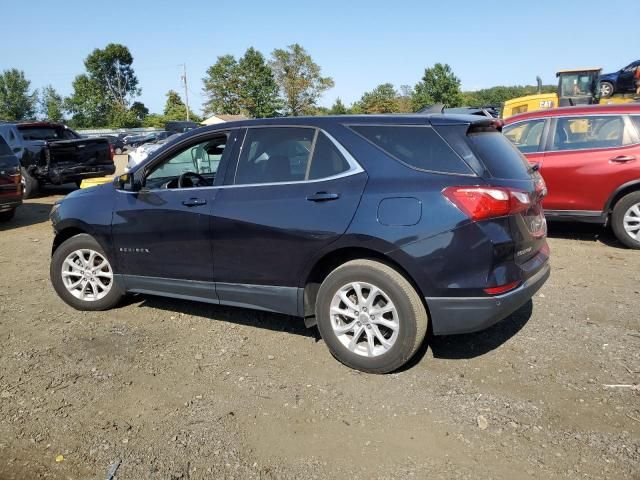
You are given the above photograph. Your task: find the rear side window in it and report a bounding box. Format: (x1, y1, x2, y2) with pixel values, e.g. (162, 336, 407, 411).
(308, 132, 350, 180)
(466, 129, 532, 180)
(235, 127, 314, 184)
(551, 115, 627, 151)
(503, 119, 546, 153)
(630, 116, 640, 138)
(350, 125, 473, 174)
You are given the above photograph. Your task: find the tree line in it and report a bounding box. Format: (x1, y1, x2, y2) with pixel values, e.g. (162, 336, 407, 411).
(0, 42, 556, 128)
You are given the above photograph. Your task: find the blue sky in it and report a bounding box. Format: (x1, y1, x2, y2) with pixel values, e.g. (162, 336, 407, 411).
(2, 0, 638, 115)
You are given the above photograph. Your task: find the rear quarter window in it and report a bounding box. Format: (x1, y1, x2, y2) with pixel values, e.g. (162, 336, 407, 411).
(350, 125, 473, 175)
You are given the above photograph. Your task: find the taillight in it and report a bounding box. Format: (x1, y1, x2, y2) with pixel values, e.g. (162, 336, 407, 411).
(484, 281, 520, 295)
(109, 144, 115, 161)
(443, 186, 531, 221)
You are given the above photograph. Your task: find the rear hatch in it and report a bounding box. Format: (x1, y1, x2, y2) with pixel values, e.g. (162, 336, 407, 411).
(435, 119, 547, 267)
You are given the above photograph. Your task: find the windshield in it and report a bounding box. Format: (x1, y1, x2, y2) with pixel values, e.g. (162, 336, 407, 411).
(559, 73, 599, 97)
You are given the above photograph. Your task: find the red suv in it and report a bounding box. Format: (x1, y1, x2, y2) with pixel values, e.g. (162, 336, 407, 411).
(503, 104, 640, 248)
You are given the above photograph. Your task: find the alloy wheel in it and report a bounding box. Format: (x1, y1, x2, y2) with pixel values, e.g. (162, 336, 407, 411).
(623, 202, 640, 240)
(61, 249, 113, 301)
(329, 281, 399, 357)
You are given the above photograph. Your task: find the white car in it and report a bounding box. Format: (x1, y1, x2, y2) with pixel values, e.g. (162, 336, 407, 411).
(125, 134, 182, 172)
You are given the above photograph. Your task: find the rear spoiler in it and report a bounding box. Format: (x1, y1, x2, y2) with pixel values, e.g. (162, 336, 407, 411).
(429, 116, 504, 132)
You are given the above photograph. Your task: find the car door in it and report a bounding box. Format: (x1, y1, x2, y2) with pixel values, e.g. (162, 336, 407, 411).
(211, 126, 367, 315)
(618, 62, 640, 92)
(111, 130, 240, 298)
(539, 114, 639, 213)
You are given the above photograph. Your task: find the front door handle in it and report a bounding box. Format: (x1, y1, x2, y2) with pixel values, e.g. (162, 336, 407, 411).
(610, 155, 636, 163)
(182, 198, 207, 207)
(306, 192, 340, 202)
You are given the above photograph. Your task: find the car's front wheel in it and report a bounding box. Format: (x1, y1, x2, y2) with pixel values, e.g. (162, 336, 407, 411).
(21, 167, 38, 199)
(611, 191, 640, 249)
(315, 259, 428, 373)
(50, 233, 124, 310)
(600, 81, 614, 98)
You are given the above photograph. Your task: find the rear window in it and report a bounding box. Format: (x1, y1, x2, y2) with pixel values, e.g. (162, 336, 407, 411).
(17, 126, 77, 141)
(350, 125, 473, 174)
(466, 129, 532, 180)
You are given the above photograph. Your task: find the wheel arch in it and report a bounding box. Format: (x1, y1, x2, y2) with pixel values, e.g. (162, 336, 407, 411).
(604, 180, 640, 216)
(301, 246, 427, 325)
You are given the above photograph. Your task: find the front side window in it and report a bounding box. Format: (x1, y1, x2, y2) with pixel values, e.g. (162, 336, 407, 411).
(235, 127, 314, 184)
(552, 116, 627, 151)
(503, 119, 546, 153)
(350, 125, 472, 174)
(145, 134, 227, 189)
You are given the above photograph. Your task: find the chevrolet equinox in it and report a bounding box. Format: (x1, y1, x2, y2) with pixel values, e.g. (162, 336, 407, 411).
(49, 115, 550, 373)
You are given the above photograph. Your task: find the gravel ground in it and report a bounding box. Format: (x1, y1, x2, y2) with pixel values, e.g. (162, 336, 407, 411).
(0, 175, 639, 479)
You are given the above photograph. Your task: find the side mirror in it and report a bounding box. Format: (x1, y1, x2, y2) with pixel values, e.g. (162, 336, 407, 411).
(117, 173, 142, 192)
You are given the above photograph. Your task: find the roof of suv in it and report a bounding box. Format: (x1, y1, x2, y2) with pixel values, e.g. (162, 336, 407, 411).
(186, 113, 499, 136)
(506, 103, 640, 123)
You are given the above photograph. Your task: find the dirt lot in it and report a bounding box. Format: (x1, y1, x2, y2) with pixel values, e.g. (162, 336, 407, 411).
(1, 168, 639, 479)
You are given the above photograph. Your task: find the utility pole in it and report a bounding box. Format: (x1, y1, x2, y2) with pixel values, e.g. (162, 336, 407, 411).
(180, 64, 190, 121)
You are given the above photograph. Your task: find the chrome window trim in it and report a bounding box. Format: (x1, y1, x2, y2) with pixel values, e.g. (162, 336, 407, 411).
(116, 127, 365, 193)
(346, 123, 478, 177)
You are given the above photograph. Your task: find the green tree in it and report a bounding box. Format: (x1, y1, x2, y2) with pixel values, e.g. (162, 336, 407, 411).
(412, 63, 463, 110)
(462, 84, 556, 107)
(130, 101, 149, 121)
(357, 83, 400, 114)
(269, 44, 334, 116)
(0, 69, 37, 120)
(328, 98, 348, 115)
(84, 43, 140, 107)
(163, 90, 200, 122)
(66, 43, 140, 127)
(236, 47, 280, 118)
(65, 74, 111, 127)
(202, 55, 241, 116)
(107, 103, 141, 128)
(39, 85, 65, 122)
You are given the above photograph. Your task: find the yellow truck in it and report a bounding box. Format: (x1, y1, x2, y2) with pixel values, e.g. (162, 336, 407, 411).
(503, 68, 636, 118)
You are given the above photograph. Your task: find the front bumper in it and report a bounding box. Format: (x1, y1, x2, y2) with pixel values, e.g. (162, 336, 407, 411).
(427, 262, 550, 335)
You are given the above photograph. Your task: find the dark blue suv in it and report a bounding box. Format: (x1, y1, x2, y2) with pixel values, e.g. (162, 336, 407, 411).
(49, 115, 550, 373)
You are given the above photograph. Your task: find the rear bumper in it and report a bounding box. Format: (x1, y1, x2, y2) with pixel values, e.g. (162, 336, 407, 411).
(39, 164, 116, 185)
(427, 262, 550, 335)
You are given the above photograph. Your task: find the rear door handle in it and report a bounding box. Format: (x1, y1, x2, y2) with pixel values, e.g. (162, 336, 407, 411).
(182, 198, 207, 207)
(610, 155, 636, 163)
(306, 192, 340, 202)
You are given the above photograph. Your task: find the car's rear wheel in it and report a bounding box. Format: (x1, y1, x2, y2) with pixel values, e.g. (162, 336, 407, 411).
(50, 233, 124, 310)
(115, 147, 123, 155)
(611, 191, 640, 249)
(0, 209, 16, 222)
(315, 259, 428, 373)
(600, 81, 614, 98)
(21, 167, 38, 199)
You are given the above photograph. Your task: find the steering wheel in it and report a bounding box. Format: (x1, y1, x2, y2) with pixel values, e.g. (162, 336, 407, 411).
(178, 171, 208, 188)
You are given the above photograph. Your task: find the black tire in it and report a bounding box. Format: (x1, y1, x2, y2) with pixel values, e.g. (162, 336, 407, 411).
(315, 259, 428, 374)
(20, 167, 38, 199)
(600, 81, 614, 98)
(611, 191, 640, 249)
(0, 209, 15, 222)
(50, 233, 124, 310)
(115, 147, 123, 155)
